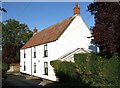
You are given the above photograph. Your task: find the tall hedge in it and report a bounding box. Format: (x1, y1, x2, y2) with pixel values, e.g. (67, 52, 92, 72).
(51, 60, 78, 82)
(74, 53, 120, 86)
(51, 53, 120, 87)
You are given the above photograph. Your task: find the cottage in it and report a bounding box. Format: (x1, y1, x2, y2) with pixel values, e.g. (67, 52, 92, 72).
(20, 3, 98, 81)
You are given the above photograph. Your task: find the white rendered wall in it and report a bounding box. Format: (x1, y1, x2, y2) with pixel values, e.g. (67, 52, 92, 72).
(50, 15, 92, 61)
(20, 15, 97, 81)
(20, 48, 32, 75)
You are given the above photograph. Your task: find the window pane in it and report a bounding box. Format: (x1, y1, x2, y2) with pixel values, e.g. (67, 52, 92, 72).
(24, 49, 26, 58)
(34, 52, 36, 58)
(34, 46, 36, 58)
(44, 50, 48, 57)
(34, 63, 36, 73)
(44, 44, 47, 50)
(44, 44, 48, 57)
(45, 68, 48, 75)
(24, 53, 26, 58)
(34, 46, 36, 52)
(44, 62, 48, 75)
(24, 61, 26, 71)
(44, 62, 48, 67)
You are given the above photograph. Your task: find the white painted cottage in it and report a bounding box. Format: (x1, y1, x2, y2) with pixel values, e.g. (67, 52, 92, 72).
(20, 3, 98, 81)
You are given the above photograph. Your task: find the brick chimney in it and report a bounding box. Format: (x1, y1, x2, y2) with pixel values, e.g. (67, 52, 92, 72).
(33, 27, 38, 36)
(73, 2, 80, 15)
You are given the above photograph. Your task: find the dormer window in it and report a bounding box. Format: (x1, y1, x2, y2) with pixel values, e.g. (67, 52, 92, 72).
(34, 46, 36, 58)
(24, 49, 26, 58)
(44, 44, 48, 57)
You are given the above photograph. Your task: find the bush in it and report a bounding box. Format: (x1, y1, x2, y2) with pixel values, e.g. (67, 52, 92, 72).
(51, 60, 78, 82)
(74, 53, 120, 86)
(51, 53, 120, 87)
(2, 63, 10, 73)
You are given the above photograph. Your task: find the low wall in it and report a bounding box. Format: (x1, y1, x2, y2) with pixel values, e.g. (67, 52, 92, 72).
(7, 63, 20, 72)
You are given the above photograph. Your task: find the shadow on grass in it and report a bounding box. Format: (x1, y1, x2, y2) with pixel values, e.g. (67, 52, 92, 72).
(45, 81, 97, 88)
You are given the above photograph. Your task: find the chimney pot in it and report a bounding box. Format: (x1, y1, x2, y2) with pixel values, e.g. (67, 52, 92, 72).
(33, 27, 38, 36)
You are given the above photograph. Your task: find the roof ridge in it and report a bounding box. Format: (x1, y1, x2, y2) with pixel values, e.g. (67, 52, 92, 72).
(38, 16, 73, 33)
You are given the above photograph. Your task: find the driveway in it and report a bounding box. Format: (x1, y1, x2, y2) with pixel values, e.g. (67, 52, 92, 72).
(2, 74, 43, 88)
(2, 74, 86, 88)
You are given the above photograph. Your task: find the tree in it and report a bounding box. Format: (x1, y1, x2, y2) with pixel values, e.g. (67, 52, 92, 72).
(2, 19, 33, 63)
(0, 0, 7, 13)
(0, 7, 7, 12)
(87, 2, 120, 56)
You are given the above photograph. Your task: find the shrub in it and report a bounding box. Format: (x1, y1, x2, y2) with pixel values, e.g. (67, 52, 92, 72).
(2, 63, 10, 73)
(74, 53, 120, 86)
(51, 60, 78, 82)
(51, 53, 120, 87)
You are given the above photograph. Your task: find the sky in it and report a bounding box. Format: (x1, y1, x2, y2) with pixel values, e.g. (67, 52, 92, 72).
(2, 2, 95, 32)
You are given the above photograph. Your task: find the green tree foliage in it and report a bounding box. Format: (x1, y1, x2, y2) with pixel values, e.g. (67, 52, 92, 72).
(87, 2, 120, 56)
(51, 53, 120, 87)
(2, 19, 33, 63)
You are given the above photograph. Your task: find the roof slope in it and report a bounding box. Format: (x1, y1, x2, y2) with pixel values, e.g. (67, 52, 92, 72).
(21, 16, 75, 49)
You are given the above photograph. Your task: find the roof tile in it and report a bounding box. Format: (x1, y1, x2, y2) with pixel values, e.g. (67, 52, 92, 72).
(21, 16, 75, 49)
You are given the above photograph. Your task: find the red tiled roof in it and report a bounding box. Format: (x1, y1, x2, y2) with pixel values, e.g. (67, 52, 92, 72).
(21, 16, 75, 49)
